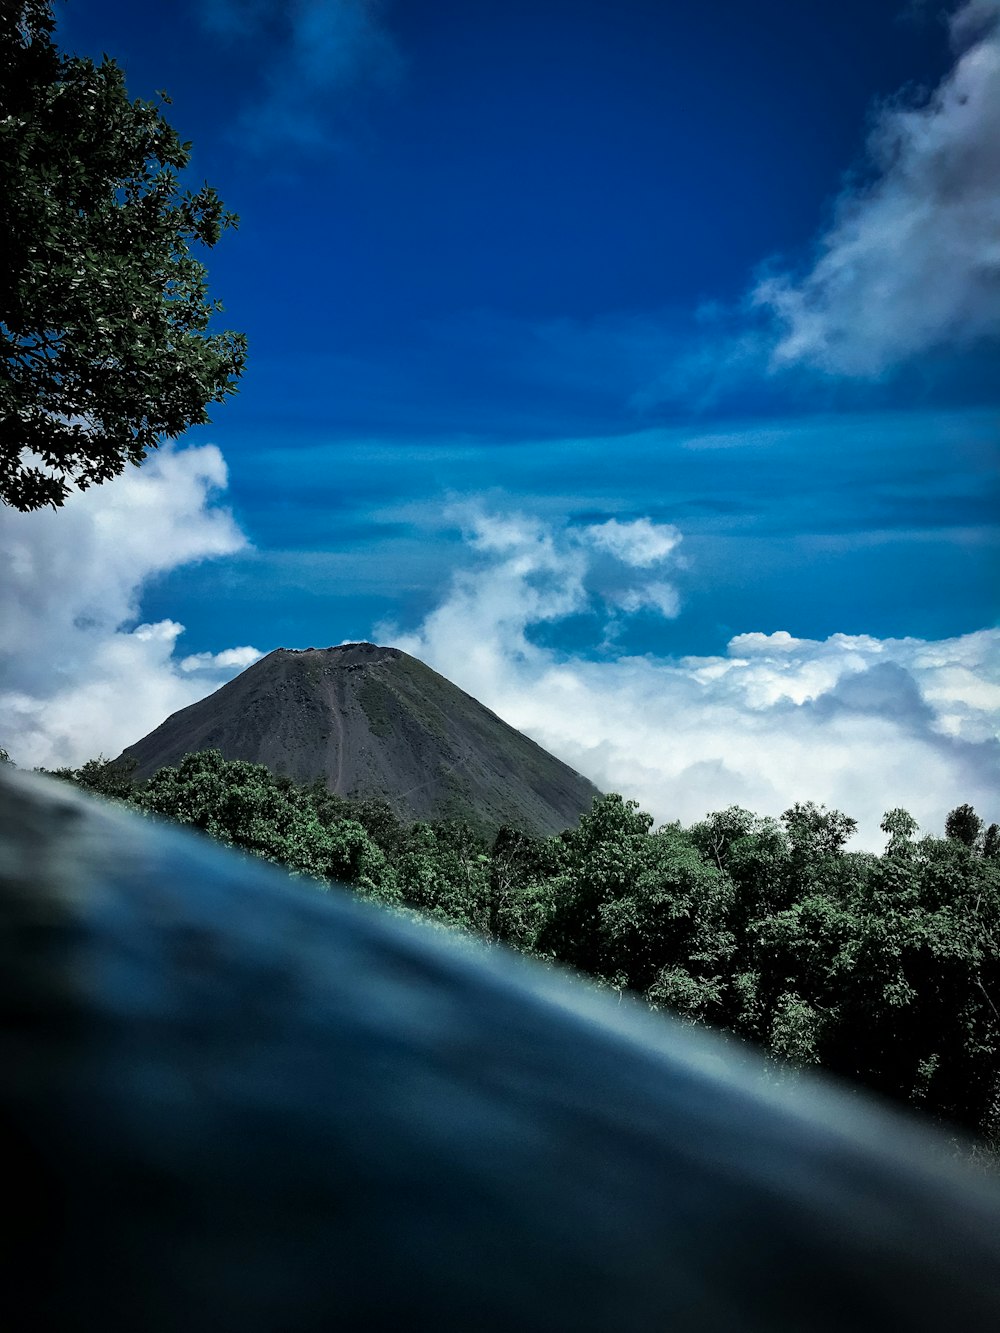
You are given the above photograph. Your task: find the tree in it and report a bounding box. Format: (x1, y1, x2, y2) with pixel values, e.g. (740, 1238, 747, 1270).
(1, 0, 246, 511)
(881, 807, 919, 853)
(598, 823, 734, 1020)
(535, 794, 655, 974)
(487, 825, 561, 951)
(47, 753, 136, 799)
(689, 805, 791, 927)
(137, 750, 399, 903)
(394, 819, 492, 934)
(945, 804, 984, 851)
(781, 801, 857, 864)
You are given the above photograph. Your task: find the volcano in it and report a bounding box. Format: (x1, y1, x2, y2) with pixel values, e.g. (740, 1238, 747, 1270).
(120, 643, 601, 837)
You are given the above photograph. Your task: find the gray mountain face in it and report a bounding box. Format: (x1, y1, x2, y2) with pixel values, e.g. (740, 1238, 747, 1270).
(120, 643, 601, 836)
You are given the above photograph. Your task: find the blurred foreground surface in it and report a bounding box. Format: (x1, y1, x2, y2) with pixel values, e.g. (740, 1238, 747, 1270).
(3, 769, 1000, 1331)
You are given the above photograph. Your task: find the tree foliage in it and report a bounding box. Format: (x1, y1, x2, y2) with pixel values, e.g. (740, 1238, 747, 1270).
(946, 803, 985, 851)
(0, 0, 246, 511)
(136, 750, 399, 904)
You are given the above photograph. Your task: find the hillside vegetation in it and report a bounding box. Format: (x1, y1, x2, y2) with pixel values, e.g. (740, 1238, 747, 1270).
(39, 748, 1000, 1159)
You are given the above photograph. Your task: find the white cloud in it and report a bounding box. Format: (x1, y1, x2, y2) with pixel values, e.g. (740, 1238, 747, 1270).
(379, 505, 684, 675)
(585, 517, 682, 567)
(752, 0, 1000, 375)
(178, 646, 266, 673)
(0, 446, 263, 769)
(381, 510, 999, 849)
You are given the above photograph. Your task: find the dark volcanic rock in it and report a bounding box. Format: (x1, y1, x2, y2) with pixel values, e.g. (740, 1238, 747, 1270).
(120, 643, 601, 836)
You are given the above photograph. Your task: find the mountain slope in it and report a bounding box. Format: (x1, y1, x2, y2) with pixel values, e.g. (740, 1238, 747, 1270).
(120, 643, 601, 836)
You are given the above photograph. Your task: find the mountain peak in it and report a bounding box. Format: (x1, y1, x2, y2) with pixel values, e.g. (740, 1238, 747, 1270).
(267, 642, 403, 671)
(121, 645, 600, 837)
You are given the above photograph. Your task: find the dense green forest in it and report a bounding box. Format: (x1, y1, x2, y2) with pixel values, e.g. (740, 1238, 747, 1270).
(25, 748, 1000, 1159)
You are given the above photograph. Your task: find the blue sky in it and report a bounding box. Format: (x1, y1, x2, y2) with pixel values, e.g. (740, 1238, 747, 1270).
(2, 0, 998, 842)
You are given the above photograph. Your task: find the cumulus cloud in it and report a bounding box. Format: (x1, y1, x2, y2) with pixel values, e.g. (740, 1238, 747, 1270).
(203, 0, 402, 150)
(586, 518, 683, 567)
(381, 511, 999, 848)
(379, 506, 684, 674)
(0, 446, 263, 769)
(752, 0, 1000, 376)
(178, 646, 267, 673)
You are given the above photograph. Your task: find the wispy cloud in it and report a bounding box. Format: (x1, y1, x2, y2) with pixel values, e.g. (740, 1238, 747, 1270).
(631, 1, 1000, 409)
(751, 0, 1000, 377)
(380, 509, 999, 848)
(0, 447, 262, 768)
(202, 0, 402, 150)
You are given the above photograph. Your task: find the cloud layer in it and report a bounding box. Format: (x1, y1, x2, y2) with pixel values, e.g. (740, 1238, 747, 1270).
(383, 509, 999, 848)
(0, 447, 262, 769)
(752, 0, 1000, 376)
